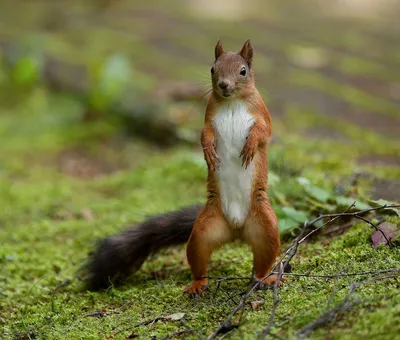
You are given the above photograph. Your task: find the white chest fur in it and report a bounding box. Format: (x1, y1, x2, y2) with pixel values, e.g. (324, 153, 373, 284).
(212, 100, 255, 227)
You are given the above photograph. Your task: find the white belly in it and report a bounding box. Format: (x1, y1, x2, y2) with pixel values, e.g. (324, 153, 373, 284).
(212, 100, 255, 227)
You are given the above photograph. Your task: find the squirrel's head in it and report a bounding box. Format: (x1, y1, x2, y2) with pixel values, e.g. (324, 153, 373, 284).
(211, 40, 254, 99)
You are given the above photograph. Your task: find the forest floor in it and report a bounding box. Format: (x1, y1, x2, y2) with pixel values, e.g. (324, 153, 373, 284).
(1, 1, 399, 339)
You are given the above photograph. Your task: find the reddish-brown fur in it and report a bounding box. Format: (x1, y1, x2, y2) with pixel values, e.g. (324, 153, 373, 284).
(184, 40, 284, 296)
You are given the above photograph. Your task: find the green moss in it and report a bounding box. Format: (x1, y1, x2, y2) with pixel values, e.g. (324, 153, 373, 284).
(1, 87, 399, 338)
(1, 2, 400, 338)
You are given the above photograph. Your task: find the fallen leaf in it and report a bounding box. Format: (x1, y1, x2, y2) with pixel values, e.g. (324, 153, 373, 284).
(371, 222, 399, 248)
(164, 312, 185, 321)
(249, 300, 264, 311)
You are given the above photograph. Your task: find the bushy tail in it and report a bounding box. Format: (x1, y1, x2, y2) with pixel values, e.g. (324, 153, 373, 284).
(84, 205, 202, 290)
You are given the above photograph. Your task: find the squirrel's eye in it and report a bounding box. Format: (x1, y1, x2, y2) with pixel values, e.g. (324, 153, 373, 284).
(211, 67, 214, 75)
(240, 66, 246, 76)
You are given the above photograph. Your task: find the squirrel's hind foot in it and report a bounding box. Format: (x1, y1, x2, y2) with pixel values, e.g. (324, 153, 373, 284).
(256, 274, 287, 289)
(184, 279, 208, 297)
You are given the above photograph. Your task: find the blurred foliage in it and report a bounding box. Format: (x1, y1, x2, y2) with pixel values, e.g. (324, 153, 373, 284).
(89, 54, 133, 112)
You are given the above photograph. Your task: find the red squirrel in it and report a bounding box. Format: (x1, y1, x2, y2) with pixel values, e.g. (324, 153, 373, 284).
(84, 40, 283, 295)
(184, 40, 282, 295)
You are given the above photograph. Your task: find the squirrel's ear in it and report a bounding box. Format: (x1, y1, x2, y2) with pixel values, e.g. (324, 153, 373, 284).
(240, 39, 253, 68)
(215, 40, 225, 60)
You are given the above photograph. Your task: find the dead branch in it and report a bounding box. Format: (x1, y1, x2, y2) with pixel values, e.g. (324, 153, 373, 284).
(112, 316, 165, 336)
(259, 263, 285, 340)
(207, 267, 400, 282)
(271, 267, 400, 279)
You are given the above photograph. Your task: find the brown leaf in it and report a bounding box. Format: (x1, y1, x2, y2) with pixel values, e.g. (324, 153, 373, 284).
(371, 222, 399, 248)
(249, 300, 265, 311)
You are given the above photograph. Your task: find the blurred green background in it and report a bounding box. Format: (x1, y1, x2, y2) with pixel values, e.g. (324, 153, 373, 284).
(1, 1, 400, 339)
(0, 0, 399, 200)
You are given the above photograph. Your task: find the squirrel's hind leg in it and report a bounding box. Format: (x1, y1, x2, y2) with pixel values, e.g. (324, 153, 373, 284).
(242, 199, 285, 287)
(184, 205, 231, 297)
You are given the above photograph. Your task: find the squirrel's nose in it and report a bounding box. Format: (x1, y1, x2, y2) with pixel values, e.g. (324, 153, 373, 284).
(218, 81, 229, 89)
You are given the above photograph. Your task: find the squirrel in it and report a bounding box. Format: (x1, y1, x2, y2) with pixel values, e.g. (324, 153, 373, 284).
(84, 40, 283, 295)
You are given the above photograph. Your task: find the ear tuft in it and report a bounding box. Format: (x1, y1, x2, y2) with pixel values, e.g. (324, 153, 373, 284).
(240, 39, 253, 68)
(215, 40, 225, 60)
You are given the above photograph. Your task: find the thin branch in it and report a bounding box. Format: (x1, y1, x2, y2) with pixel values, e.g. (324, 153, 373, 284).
(298, 201, 356, 244)
(259, 263, 285, 339)
(271, 267, 400, 279)
(113, 317, 164, 336)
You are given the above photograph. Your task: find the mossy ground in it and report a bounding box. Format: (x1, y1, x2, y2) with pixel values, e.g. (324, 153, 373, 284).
(1, 1, 400, 339)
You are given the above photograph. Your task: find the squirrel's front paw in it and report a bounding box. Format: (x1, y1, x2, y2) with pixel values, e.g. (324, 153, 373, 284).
(203, 143, 220, 172)
(240, 138, 257, 168)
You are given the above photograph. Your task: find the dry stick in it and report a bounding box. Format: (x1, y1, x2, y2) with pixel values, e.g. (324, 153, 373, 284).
(297, 201, 357, 243)
(113, 316, 164, 336)
(219, 285, 240, 305)
(259, 263, 285, 340)
(207, 203, 398, 339)
(271, 268, 400, 279)
(207, 268, 400, 282)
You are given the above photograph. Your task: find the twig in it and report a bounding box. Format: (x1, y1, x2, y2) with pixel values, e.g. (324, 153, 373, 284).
(259, 263, 285, 339)
(217, 328, 237, 339)
(53, 279, 72, 292)
(298, 202, 356, 244)
(271, 267, 400, 279)
(206, 276, 252, 281)
(113, 316, 164, 336)
(85, 311, 107, 318)
(207, 268, 400, 282)
(219, 285, 240, 305)
(214, 276, 252, 283)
